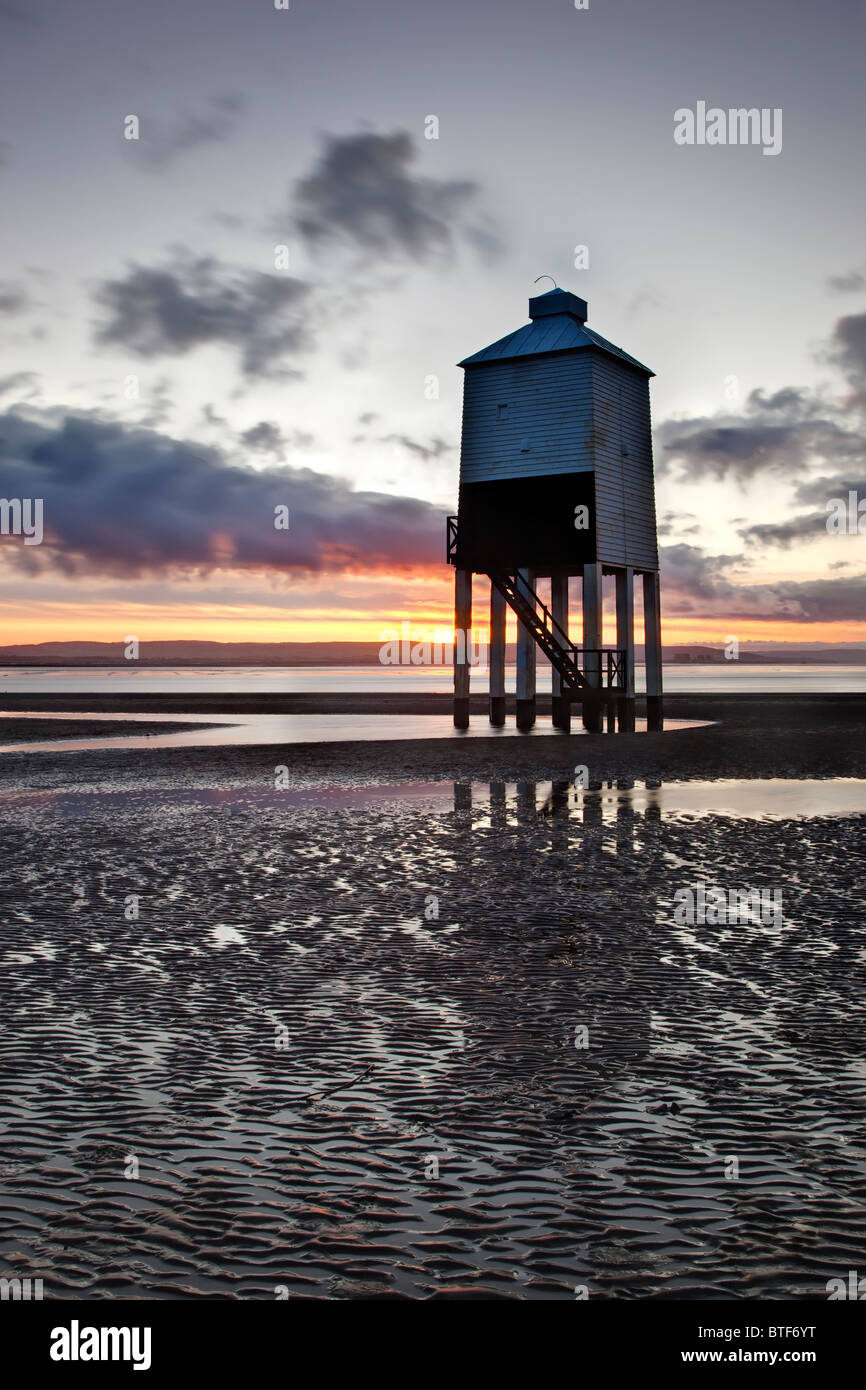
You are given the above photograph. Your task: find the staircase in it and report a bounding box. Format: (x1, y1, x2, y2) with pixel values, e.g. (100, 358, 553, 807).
(488, 571, 625, 695)
(488, 572, 588, 692)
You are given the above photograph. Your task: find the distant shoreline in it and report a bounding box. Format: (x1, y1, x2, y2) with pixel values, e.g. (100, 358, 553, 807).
(1, 657, 866, 667)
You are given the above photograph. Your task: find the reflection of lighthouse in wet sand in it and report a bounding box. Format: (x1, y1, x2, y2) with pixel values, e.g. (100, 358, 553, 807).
(450, 776, 654, 1086)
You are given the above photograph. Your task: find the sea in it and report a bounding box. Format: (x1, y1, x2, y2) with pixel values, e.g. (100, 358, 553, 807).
(0, 662, 864, 695)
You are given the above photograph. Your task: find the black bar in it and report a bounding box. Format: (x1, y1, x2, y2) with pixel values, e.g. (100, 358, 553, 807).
(7, 1294, 860, 1378)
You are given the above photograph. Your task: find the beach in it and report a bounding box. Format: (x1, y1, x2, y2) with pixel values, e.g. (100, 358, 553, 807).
(0, 693, 864, 1300)
(0, 691, 863, 784)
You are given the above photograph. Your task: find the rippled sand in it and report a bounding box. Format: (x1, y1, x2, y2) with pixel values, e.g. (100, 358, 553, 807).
(0, 780, 864, 1300)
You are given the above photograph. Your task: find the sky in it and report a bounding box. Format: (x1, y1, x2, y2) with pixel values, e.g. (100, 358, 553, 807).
(0, 0, 864, 649)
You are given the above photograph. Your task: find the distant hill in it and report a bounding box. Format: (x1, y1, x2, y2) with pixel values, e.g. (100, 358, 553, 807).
(0, 641, 384, 666)
(0, 640, 864, 667)
(668, 645, 866, 665)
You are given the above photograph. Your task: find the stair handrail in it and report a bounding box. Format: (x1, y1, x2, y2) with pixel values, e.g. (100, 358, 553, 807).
(489, 571, 628, 693)
(446, 515, 459, 564)
(502, 572, 577, 661)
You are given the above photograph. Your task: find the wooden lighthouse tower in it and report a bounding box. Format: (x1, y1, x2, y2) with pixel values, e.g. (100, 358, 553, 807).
(447, 286, 663, 733)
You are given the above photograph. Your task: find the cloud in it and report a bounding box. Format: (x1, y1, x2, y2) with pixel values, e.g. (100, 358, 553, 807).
(0, 279, 31, 314)
(655, 305, 866, 572)
(125, 94, 247, 172)
(202, 403, 229, 430)
(657, 307, 866, 489)
(658, 388, 863, 486)
(380, 433, 454, 461)
(240, 422, 316, 455)
(626, 289, 662, 317)
(737, 513, 827, 549)
(719, 451, 866, 552)
(0, 408, 446, 580)
(294, 130, 492, 262)
(759, 574, 866, 623)
(660, 543, 745, 604)
(93, 251, 311, 379)
(657, 405, 857, 484)
(824, 311, 866, 407)
(794, 472, 866, 506)
(0, 370, 39, 399)
(94, 130, 497, 379)
(1, 405, 860, 625)
(657, 509, 699, 538)
(135, 375, 175, 428)
(240, 421, 285, 455)
(827, 267, 866, 294)
(660, 541, 866, 622)
(735, 466, 866, 549)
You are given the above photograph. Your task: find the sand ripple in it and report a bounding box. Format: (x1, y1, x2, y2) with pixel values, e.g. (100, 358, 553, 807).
(0, 783, 863, 1299)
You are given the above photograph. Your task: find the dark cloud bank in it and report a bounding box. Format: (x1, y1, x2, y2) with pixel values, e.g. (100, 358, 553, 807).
(0, 409, 445, 580)
(0, 401, 860, 624)
(660, 541, 866, 623)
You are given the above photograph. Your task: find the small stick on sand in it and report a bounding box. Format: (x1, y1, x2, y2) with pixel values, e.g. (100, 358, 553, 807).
(302, 1064, 375, 1104)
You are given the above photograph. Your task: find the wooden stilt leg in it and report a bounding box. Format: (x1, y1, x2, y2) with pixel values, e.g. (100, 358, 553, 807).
(616, 566, 636, 732)
(454, 568, 471, 729)
(582, 562, 603, 732)
(550, 571, 570, 732)
(516, 568, 537, 730)
(643, 570, 663, 731)
(489, 581, 506, 726)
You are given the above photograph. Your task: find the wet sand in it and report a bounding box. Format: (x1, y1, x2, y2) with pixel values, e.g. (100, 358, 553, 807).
(0, 694, 862, 790)
(0, 695, 864, 1299)
(0, 718, 227, 745)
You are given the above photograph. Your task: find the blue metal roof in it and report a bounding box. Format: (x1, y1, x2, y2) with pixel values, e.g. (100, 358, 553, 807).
(458, 295, 654, 375)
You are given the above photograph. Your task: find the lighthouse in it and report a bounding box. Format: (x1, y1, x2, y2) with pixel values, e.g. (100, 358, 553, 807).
(447, 286, 663, 733)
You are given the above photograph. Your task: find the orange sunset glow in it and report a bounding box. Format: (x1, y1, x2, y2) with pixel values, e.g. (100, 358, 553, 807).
(2, 586, 864, 648)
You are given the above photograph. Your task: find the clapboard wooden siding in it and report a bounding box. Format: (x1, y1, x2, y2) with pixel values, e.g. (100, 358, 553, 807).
(455, 289, 659, 576)
(590, 355, 659, 570)
(459, 347, 659, 569)
(459, 354, 595, 483)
